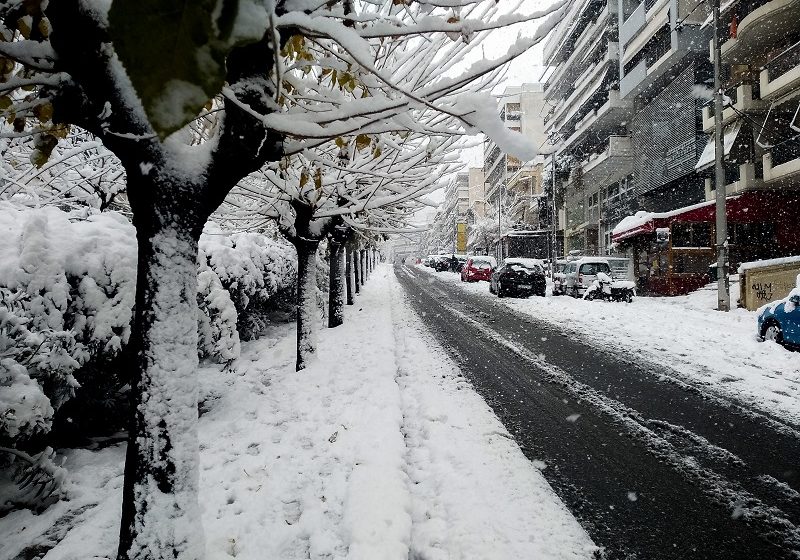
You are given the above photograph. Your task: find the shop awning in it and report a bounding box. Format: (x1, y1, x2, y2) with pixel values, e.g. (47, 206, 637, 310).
(612, 191, 800, 244)
(695, 121, 742, 171)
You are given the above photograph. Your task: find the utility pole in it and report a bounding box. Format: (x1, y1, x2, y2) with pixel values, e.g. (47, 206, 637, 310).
(550, 150, 558, 278)
(498, 157, 505, 263)
(713, 0, 730, 311)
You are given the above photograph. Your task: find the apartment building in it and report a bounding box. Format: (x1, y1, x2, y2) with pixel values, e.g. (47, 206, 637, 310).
(429, 172, 470, 253)
(483, 84, 548, 212)
(610, 0, 800, 295)
(695, 0, 800, 265)
(466, 167, 486, 224)
(542, 0, 634, 255)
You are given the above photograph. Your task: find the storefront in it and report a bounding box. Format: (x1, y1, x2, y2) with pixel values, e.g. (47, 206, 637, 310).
(611, 191, 800, 296)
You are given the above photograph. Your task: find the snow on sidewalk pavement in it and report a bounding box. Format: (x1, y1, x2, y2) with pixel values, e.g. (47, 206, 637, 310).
(0, 264, 595, 560)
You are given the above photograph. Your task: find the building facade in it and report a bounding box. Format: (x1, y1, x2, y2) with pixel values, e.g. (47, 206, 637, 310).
(610, 0, 800, 294)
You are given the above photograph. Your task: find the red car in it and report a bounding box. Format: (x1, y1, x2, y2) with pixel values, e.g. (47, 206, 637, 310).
(460, 256, 497, 282)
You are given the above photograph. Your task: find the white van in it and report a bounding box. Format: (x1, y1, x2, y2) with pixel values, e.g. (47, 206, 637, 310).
(562, 258, 613, 298)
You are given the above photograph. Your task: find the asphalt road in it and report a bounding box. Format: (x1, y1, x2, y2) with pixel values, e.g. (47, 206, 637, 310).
(396, 264, 800, 560)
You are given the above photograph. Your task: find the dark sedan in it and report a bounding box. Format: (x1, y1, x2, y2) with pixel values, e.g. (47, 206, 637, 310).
(489, 258, 546, 298)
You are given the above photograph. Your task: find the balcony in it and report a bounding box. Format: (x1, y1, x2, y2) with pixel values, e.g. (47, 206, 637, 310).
(760, 40, 800, 100)
(621, 0, 669, 62)
(720, 0, 800, 65)
(560, 91, 633, 150)
(763, 143, 800, 183)
(620, 1, 646, 47)
(547, 52, 619, 134)
(543, 0, 609, 65)
(701, 83, 767, 133)
(582, 136, 634, 185)
(703, 162, 764, 201)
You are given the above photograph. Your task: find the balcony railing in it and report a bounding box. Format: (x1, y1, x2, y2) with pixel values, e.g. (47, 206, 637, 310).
(759, 39, 800, 98)
(771, 137, 800, 167)
(765, 40, 800, 81)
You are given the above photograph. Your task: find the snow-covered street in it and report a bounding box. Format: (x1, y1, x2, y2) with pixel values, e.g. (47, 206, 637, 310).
(399, 263, 800, 559)
(415, 265, 800, 427)
(0, 266, 596, 560)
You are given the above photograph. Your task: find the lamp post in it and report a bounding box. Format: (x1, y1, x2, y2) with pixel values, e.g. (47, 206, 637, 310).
(712, 0, 730, 311)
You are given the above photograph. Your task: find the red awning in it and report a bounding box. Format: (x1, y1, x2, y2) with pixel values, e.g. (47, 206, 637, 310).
(612, 221, 655, 242)
(611, 191, 800, 244)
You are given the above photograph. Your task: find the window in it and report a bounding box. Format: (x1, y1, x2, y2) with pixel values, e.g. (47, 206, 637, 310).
(671, 223, 711, 248)
(579, 262, 611, 275)
(730, 222, 775, 246)
(673, 252, 712, 274)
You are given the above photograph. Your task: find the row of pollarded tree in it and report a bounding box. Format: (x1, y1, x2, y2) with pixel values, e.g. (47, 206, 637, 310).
(0, 0, 567, 557)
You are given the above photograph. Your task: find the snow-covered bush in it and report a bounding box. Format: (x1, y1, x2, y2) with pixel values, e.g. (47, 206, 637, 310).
(200, 222, 297, 341)
(0, 204, 298, 509)
(0, 203, 136, 427)
(196, 259, 240, 364)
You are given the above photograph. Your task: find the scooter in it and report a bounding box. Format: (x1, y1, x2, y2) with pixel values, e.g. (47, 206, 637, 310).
(583, 272, 636, 303)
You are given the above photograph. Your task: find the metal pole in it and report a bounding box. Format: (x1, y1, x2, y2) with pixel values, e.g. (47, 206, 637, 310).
(713, 0, 730, 311)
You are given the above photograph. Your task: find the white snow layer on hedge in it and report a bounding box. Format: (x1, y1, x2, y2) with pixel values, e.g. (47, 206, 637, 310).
(0, 202, 296, 444)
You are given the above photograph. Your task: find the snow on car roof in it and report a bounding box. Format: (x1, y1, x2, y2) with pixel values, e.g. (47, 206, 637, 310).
(571, 257, 611, 265)
(504, 257, 543, 268)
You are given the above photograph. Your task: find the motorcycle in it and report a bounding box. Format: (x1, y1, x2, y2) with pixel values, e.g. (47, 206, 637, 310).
(583, 272, 636, 303)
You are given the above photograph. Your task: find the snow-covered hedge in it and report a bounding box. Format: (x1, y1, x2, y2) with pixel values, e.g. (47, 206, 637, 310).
(0, 203, 136, 444)
(0, 203, 297, 509)
(200, 222, 297, 341)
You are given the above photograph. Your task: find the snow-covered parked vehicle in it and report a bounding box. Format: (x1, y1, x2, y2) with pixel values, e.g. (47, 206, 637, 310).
(490, 258, 547, 298)
(582, 271, 636, 303)
(461, 256, 497, 282)
(758, 287, 800, 348)
(562, 257, 632, 298)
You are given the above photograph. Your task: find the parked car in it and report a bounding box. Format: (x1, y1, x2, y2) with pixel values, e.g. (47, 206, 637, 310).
(460, 256, 497, 282)
(490, 258, 546, 298)
(758, 289, 800, 348)
(562, 257, 614, 298)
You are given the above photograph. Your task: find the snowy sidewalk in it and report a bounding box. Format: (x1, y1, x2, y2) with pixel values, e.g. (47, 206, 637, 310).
(416, 265, 800, 427)
(1, 264, 595, 560)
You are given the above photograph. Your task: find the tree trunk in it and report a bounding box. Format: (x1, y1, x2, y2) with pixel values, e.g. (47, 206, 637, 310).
(328, 240, 344, 328)
(118, 220, 204, 560)
(360, 250, 366, 285)
(295, 238, 320, 371)
(345, 243, 355, 305)
(354, 245, 361, 294)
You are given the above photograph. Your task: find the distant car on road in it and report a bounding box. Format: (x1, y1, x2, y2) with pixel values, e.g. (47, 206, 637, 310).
(460, 256, 496, 282)
(758, 290, 800, 348)
(490, 258, 546, 298)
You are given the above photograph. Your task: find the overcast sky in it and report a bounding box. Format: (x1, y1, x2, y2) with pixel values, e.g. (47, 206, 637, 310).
(417, 0, 557, 210)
